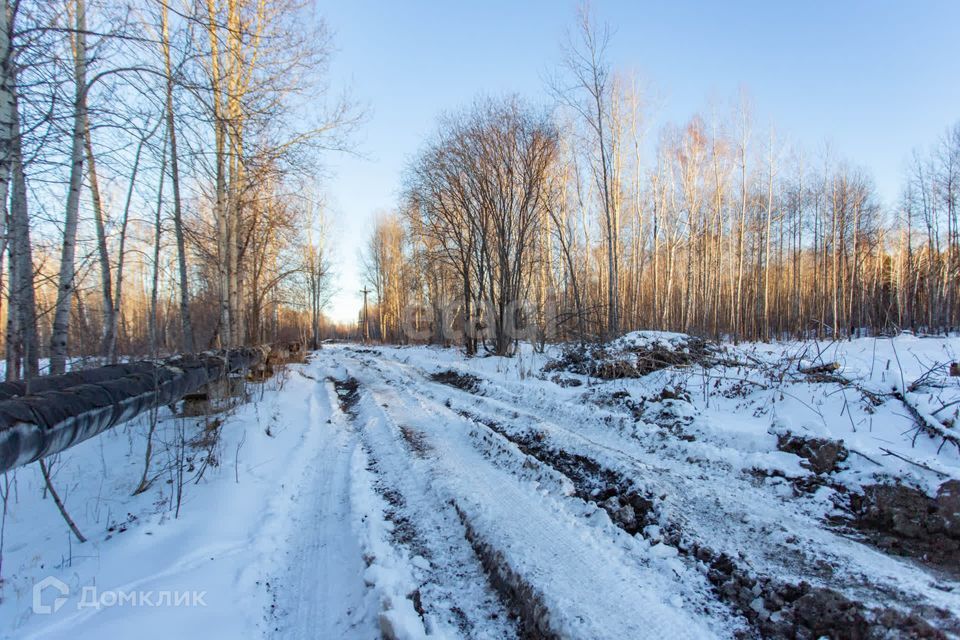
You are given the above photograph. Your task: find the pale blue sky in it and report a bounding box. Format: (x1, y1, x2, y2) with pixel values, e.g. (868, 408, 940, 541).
(317, 0, 960, 323)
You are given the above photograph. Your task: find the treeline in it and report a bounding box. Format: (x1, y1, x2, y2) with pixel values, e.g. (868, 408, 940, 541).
(362, 11, 959, 353)
(0, 0, 350, 380)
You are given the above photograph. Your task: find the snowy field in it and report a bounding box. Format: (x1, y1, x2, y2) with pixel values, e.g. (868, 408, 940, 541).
(1, 334, 959, 639)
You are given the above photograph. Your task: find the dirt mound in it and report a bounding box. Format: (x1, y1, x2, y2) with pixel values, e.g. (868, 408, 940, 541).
(775, 432, 849, 474)
(430, 370, 482, 393)
(545, 332, 717, 380)
(841, 481, 960, 574)
(851, 482, 960, 540)
(676, 531, 955, 639)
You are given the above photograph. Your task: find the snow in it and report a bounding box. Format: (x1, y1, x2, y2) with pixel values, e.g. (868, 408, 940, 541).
(610, 329, 694, 350)
(350, 444, 427, 640)
(1, 334, 958, 639)
(348, 360, 723, 638)
(0, 363, 378, 639)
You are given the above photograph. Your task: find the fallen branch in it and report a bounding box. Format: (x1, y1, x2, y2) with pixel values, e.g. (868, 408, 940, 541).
(39, 459, 86, 543)
(798, 362, 840, 375)
(878, 447, 949, 478)
(891, 390, 960, 454)
(931, 398, 960, 417)
(849, 448, 883, 466)
(795, 362, 956, 452)
(796, 368, 886, 406)
(906, 359, 954, 392)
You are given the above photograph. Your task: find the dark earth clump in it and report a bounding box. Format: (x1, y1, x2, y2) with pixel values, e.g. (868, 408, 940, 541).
(642, 396, 697, 441)
(842, 480, 960, 574)
(330, 376, 361, 413)
(347, 347, 380, 355)
(775, 432, 849, 474)
(672, 530, 955, 639)
(545, 335, 717, 380)
(430, 370, 482, 393)
(549, 374, 583, 388)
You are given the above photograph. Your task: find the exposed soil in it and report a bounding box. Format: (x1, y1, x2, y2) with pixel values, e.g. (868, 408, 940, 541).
(840, 481, 960, 578)
(775, 432, 849, 474)
(680, 536, 954, 640)
(460, 408, 959, 640)
(545, 336, 717, 380)
(330, 376, 361, 413)
(454, 504, 553, 639)
(461, 410, 656, 535)
(548, 375, 583, 388)
(430, 370, 482, 393)
(399, 425, 432, 457)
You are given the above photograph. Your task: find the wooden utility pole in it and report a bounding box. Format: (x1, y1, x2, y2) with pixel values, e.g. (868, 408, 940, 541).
(361, 286, 370, 343)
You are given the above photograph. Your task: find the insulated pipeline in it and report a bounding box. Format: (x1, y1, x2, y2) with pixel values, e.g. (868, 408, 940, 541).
(0, 347, 268, 474)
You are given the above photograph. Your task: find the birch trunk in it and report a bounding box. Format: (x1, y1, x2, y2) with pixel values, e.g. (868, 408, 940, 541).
(150, 126, 167, 355)
(83, 123, 114, 361)
(111, 128, 149, 361)
(9, 74, 36, 378)
(161, 2, 195, 352)
(0, 0, 11, 221)
(207, 0, 231, 348)
(0, 0, 16, 378)
(50, 0, 88, 375)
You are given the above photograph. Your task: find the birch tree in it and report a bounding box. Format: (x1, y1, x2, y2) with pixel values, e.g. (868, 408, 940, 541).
(49, 0, 88, 375)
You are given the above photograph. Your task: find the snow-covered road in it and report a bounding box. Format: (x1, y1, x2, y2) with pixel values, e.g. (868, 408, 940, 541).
(4, 336, 960, 639)
(268, 376, 376, 639)
(293, 341, 960, 639)
(333, 348, 725, 639)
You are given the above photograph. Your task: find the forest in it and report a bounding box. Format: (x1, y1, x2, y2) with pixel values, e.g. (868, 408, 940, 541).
(0, 0, 957, 379)
(362, 12, 960, 354)
(0, 0, 960, 379)
(0, 0, 352, 382)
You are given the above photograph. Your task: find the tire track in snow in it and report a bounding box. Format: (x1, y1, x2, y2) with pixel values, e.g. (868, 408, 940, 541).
(388, 354, 960, 638)
(267, 365, 379, 639)
(331, 347, 724, 640)
(328, 358, 521, 639)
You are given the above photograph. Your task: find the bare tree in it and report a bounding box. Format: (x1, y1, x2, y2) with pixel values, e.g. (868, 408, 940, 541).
(49, 0, 88, 375)
(552, 6, 620, 337)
